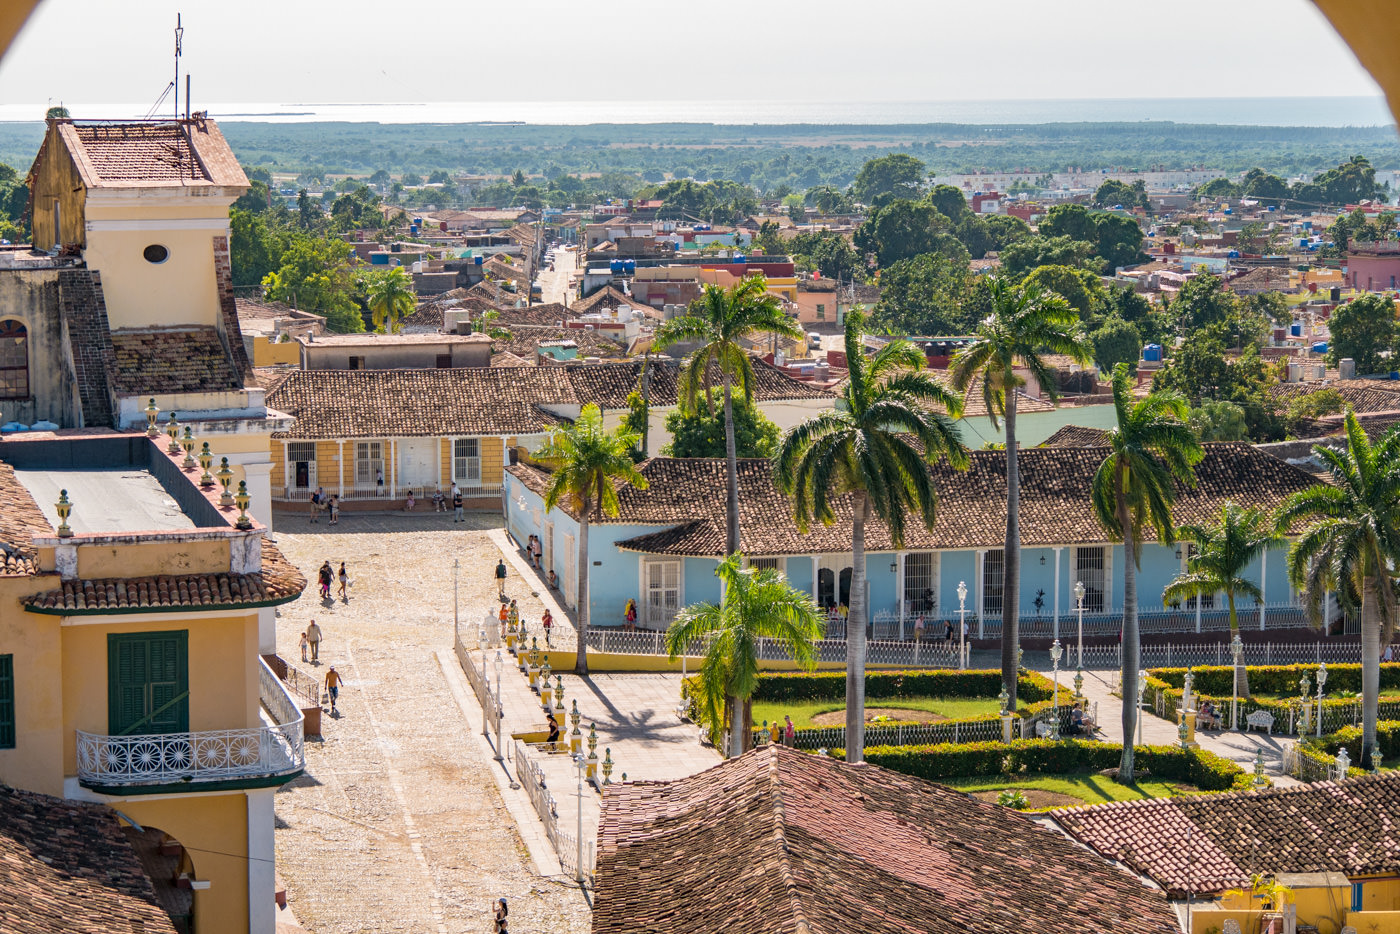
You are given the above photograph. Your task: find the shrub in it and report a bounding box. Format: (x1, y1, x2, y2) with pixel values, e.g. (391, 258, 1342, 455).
(1312, 719, 1400, 764)
(997, 789, 1029, 809)
(859, 741, 1010, 780)
(749, 668, 1056, 704)
(1149, 663, 1400, 697)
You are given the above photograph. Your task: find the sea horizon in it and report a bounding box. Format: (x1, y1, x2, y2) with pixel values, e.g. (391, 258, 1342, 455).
(0, 95, 1392, 128)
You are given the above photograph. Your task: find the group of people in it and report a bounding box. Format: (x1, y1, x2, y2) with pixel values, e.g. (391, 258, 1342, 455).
(497, 598, 554, 645)
(522, 534, 544, 570)
(910, 615, 970, 644)
(1069, 702, 1097, 735)
(1196, 700, 1222, 730)
(308, 487, 341, 525)
(318, 561, 349, 602)
(425, 487, 467, 520)
(297, 621, 343, 712)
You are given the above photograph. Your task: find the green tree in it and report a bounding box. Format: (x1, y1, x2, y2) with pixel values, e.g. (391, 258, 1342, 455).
(1093, 178, 1148, 211)
(1242, 168, 1290, 201)
(534, 404, 649, 675)
(983, 213, 1032, 251)
(229, 208, 281, 289)
(261, 234, 365, 333)
(870, 252, 974, 335)
(45, 105, 69, 119)
(951, 277, 1092, 706)
(1163, 503, 1281, 697)
(1090, 363, 1203, 780)
(1021, 265, 1109, 323)
(806, 185, 853, 215)
(776, 312, 968, 761)
(851, 153, 926, 204)
(666, 554, 823, 758)
(1197, 177, 1242, 199)
(1188, 400, 1248, 441)
(1310, 154, 1379, 206)
(1171, 274, 1239, 333)
(1327, 294, 1398, 375)
(806, 233, 865, 283)
(1039, 203, 1098, 243)
(363, 266, 416, 335)
(662, 391, 780, 459)
(1278, 411, 1400, 768)
(754, 220, 786, 257)
(927, 184, 971, 221)
(655, 275, 803, 555)
(1091, 316, 1143, 372)
(998, 235, 1099, 278)
(854, 200, 966, 268)
(1094, 213, 1147, 270)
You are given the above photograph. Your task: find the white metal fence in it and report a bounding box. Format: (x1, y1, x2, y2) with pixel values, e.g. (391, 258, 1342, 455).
(514, 740, 595, 886)
(1038, 640, 1382, 672)
(585, 628, 959, 669)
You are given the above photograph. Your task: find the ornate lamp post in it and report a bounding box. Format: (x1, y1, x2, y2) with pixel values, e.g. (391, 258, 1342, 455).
(1230, 633, 1244, 731)
(998, 685, 1013, 743)
(602, 748, 614, 786)
(216, 457, 235, 507)
(569, 699, 582, 755)
(144, 398, 160, 437)
(572, 753, 587, 883)
(1074, 580, 1086, 670)
(956, 580, 968, 671)
(1335, 746, 1351, 781)
(1049, 639, 1063, 740)
(1253, 749, 1268, 788)
(493, 650, 505, 762)
(55, 489, 73, 538)
(555, 674, 565, 711)
(234, 481, 252, 530)
(198, 443, 214, 487)
(1299, 673, 1312, 734)
(1316, 662, 1328, 738)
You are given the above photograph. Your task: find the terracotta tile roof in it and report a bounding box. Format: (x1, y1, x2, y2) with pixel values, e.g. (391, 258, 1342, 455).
(568, 357, 836, 409)
(109, 327, 245, 395)
(593, 745, 1180, 934)
(22, 537, 305, 614)
(489, 350, 534, 368)
(513, 442, 1319, 555)
(0, 462, 50, 574)
(1052, 772, 1400, 898)
(58, 119, 246, 190)
(266, 367, 577, 438)
(490, 303, 571, 327)
(493, 328, 629, 360)
(570, 285, 634, 314)
(1268, 378, 1400, 415)
(1041, 424, 1113, 446)
(0, 785, 177, 934)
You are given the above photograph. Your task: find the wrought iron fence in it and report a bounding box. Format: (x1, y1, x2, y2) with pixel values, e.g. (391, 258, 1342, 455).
(584, 628, 958, 669)
(766, 717, 1006, 752)
(1034, 641, 1384, 673)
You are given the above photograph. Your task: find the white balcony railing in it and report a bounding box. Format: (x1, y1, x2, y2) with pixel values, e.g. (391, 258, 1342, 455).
(75, 659, 305, 788)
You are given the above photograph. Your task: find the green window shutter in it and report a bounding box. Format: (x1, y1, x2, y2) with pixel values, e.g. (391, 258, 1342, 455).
(109, 632, 189, 736)
(0, 655, 14, 749)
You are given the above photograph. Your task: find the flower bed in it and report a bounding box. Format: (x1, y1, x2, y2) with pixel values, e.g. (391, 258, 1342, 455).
(844, 739, 1261, 792)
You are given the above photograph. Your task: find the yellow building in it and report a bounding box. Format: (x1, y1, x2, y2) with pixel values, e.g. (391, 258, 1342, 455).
(2, 117, 280, 528)
(0, 431, 306, 934)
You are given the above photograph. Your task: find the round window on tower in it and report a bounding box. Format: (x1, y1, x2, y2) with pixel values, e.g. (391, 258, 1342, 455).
(143, 244, 170, 264)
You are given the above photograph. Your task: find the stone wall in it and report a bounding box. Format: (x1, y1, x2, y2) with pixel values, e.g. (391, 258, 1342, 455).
(0, 267, 79, 427)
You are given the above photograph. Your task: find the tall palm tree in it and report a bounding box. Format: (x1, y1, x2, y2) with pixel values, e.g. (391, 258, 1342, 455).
(775, 311, 968, 763)
(1162, 502, 1281, 698)
(950, 276, 1092, 706)
(364, 266, 416, 334)
(655, 274, 803, 555)
(1278, 410, 1400, 769)
(666, 553, 824, 758)
(1090, 363, 1203, 781)
(534, 404, 648, 676)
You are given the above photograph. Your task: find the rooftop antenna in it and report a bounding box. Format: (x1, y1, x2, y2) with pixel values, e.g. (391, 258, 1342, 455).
(173, 13, 183, 120)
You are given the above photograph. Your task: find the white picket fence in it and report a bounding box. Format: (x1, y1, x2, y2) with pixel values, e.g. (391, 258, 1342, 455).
(1047, 641, 1379, 672)
(514, 740, 595, 886)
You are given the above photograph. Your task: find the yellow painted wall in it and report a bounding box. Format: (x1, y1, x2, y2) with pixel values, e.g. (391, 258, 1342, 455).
(60, 613, 259, 774)
(77, 539, 229, 579)
(1359, 876, 1400, 911)
(84, 226, 224, 331)
(1349, 909, 1400, 930)
(481, 437, 504, 486)
(120, 791, 249, 934)
(28, 124, 86, 250)
(1189, 909, 1262, 934)
(0, 576, 64, 795)
(270, 442, 285, 492)
(253, 336, 300, 367)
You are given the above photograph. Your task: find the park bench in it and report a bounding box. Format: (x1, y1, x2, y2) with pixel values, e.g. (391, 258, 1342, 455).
(1035, 721, 1055, 738)
(1246, 709, 1276, 735)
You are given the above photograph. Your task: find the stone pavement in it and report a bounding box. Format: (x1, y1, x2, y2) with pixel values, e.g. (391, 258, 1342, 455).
(268, 515, 591, 934)
(1051, 667, 1303, 786)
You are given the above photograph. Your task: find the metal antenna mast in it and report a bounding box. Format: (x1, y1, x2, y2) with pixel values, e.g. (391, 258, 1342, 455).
(173, 14, 183, 120)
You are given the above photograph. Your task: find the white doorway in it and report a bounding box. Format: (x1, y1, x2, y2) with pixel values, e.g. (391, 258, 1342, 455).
(398, 439, 439, 494)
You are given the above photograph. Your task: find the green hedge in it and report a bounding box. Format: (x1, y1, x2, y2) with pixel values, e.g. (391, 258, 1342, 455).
(749, 668, 1056, 704)
(1311, 720, 1400, 765)
(1149, 663, 1400, 697)
(844, 740, 1261, 792)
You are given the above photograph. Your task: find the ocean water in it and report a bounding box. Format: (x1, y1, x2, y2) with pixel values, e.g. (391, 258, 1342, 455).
(0, 96, 1391, 127)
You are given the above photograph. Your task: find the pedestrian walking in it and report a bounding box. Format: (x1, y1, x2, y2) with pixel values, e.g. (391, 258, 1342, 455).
(338, 562, 349, 601)
(531, 535, 542, 569)
(300, 630, 309, 663)
(542, 608, 553, 646)
(328, 494, 340, 525)
(319, 561, 333, 600)
(324, 666, 342, 712)
(494, 558, 508, 596)
(493, 898, 509, 933)
(914, 614, 925, 642)
(376, 466, 384, 497)
(944, 619, 954, 643)
(453, 488, 464, 522)
(784, 715, 795, 746)
(306, 620, 323, 662)
(498, 601, 509, 638)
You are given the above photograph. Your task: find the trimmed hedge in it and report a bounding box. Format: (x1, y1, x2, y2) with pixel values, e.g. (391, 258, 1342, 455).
(1312, 720, 1400, 764)
(750, 668, 1057, 704)
(1143, 671, 1400, 735)
(1150, 663, 1400, 697)
(847, 740, 1261, 792)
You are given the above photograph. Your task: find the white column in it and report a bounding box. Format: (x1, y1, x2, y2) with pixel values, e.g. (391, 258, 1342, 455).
(258, 607, 276, 655)
(246, 788, 276, 934)
(975, 549, 985, 637)
(1258, 550, 1268, 631)
(337, 440, 345, 497)
(1053, 546, 1063, 639)
(389, 439, 398, 498)
(811, 555, 819, 603)
(895, 550, 906, 637)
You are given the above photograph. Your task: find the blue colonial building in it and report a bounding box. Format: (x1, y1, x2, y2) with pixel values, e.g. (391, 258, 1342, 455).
(503, 443, 1322, 641)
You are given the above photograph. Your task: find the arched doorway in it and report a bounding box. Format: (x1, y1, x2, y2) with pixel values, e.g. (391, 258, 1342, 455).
(122, 825, 195, 934)
(0, 319, 28, 400)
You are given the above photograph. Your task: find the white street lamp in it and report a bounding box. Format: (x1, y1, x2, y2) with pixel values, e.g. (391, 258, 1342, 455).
(956, 580, 969, 671)
(1137, 667, 1148, 747)
(1050, 639, 1063, 740)
(452, 558, 460, 645)
(1316, 661, 1328, 738)
(573, 753, 587, 884)
(493, 650, 505, 762)
(1074, 580, 1086, 670)
(1230, 633, 1244, 732)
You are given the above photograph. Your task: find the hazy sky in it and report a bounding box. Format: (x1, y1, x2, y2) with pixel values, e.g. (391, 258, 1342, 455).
(0, 0, 1382, 108)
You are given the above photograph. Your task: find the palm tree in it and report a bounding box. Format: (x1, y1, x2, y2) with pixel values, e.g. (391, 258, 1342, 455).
(364, 267, 416, 334)
(534, 404, 648, 676)
(949, 276, 1092, 706)
(775, 311, 968, 763)
(1162, 502, 1281, 698)
(666, 553, 824, 758)
(1090, 363, 1203, 781)
(654, 274, 804, 555)
(1278, 410, 1400, 769)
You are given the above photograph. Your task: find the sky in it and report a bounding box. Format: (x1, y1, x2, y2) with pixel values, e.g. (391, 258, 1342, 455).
(0, 0, 1383, 111)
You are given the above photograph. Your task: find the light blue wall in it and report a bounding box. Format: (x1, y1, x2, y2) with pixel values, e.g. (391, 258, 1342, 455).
(785, 555, 813, 596)
(939, 551, 977, 618)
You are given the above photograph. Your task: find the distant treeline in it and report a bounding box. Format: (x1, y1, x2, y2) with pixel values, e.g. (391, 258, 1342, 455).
(0, 120, 1395, 192)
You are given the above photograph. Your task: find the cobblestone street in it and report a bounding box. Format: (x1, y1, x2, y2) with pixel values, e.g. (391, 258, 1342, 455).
(269, 512, 591, 934)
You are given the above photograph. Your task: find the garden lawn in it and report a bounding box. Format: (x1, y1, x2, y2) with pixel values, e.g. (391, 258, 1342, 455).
(752, 696, 1002, 729)
(941, 773, 1199, 809)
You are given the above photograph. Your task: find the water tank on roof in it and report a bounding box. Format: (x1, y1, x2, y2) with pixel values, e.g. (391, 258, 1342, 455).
(610, 260, 624, 274)
(624, 260, 636, 273)
(734, 254, 746, 263)
(1312, 342, 1328, 355)
(475, 255, 484, 266)
(1227, 250, 1240, 258)
(1290, 322, 1303, 337)
(1142, 343, 1162, 362)
(1340, 358, 1356, 380)
(0, 421, 28, 433)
